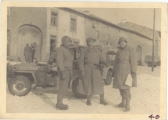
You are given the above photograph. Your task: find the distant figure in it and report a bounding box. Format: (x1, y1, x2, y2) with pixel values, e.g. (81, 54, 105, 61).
(33, 42, 40, 64)
(24, 43, 32, 63)
(31, 43, 35, 63)
(50, 42, 56, 55)
(17, 57, 21, 62)
(47, 46, 57, 76)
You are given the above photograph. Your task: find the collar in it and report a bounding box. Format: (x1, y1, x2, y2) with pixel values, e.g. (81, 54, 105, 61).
(61, 44, 69, 49)
(119, 45, 129, 50)
(86, 46, 97, 52)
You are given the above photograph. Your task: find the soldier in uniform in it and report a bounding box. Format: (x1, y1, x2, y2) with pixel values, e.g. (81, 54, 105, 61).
(113, 37, 137, 112)
(47, 46, 57, 76)
(79, 37, 108, 106)
(33, 42, 40, 64)
(24, 43, 32, 63)
(56, 36, 73, 110)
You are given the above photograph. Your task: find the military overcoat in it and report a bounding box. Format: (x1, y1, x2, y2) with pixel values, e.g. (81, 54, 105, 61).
(113, 45, 137, 89)
(78, 46, 106, 95)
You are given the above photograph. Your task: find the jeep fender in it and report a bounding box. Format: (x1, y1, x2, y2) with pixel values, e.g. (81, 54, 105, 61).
(13, 71, 37, 84)
(70, 75, 80, 89)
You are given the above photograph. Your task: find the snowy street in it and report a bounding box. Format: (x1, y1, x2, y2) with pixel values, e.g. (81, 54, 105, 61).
(6, 66, 160, 114)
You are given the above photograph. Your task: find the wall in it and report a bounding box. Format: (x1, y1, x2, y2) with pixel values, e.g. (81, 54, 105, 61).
(43, 8, 86, 61)
(85, 17, 157, 65)
(7, 7, 47, 61)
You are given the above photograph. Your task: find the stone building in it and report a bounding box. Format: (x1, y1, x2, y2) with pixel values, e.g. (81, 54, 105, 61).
(7, 7, 85, 62)
(67, 8, 160, 65)
(7, 7, 160, 65)
(118, 21, 161, 58)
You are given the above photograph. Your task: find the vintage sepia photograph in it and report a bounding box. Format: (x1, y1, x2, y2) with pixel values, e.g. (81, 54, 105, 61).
(0, 2, 167, 119)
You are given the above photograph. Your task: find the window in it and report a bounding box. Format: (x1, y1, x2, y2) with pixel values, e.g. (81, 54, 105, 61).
(95, 31, 99, 39)
(70, 17, 77, 32)
(51, 12, 58, 27)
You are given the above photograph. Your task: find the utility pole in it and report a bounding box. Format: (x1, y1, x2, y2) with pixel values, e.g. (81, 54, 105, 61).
(152, 8, 155, 71)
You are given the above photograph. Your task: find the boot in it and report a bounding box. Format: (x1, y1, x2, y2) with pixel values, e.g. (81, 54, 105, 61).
(86, 95, 91, 106)
(100, 94, 108, 105)
(62, 103, 68, 108)
(124, 98, 130, 112)
(115, 96, 125, 108)
(56, 101, 69, 110)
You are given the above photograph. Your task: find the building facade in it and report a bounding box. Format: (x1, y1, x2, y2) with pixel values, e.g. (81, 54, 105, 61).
(7, 7, 85, 62)
(7, 7, 160, 65)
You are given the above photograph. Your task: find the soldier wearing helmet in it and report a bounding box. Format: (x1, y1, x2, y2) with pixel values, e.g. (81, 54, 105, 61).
(55, 36, 73, 110)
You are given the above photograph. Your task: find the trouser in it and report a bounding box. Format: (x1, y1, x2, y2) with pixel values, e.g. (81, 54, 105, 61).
(33, 58, 38, 63)
(57, 70, 71, 103)
(119, 89, 131, 99)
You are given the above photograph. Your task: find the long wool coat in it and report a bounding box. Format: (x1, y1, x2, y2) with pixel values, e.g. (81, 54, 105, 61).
(24, 45, 32, 63)
(78, 46, 105, 95)
(113, 45, 137, 89)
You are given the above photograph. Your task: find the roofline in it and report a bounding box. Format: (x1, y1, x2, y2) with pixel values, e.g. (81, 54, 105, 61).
(59, 7, 154, 40)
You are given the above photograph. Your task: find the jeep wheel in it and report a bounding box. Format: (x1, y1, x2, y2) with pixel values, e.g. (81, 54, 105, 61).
(72, 78, 87, 99)
(8, 75, 31, 96)
(104, 70, 113, 85)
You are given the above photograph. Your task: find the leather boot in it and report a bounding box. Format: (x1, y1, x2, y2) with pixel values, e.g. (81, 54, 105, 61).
(100, 94, 108, 105)
(115, 96, 125, 108)
(124, 98, 130, 112)
(62, 103, 68, 108)
(86, 95, 91, 106)
(56, 101, 69, 110)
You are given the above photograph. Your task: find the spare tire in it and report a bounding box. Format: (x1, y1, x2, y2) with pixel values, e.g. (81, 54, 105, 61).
(72, 78, 87, 99)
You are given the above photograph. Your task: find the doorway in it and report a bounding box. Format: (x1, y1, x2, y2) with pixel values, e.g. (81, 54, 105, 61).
(50, 35, 56, 55)
(18, 25, 42, 61)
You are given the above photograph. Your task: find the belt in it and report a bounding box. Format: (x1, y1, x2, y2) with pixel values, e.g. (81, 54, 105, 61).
(85, 63, 102, 69)
(118, 61, 130, 64)
(58, 67, 72, 71)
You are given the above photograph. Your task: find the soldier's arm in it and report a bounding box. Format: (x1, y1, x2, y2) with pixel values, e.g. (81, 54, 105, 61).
(130, 48, 137, 73)
(99, 50, 106, 65)
(56, 48, 64, 71)
(113, 52, 118, 72)
(78, 48, 85, 72)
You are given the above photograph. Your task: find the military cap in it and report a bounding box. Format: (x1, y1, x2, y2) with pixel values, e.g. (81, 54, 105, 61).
(118, 37, 127, 44)
(86, 37, 96, 44)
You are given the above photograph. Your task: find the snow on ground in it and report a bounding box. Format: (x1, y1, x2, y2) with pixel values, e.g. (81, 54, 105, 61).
(6, 66, 160, 114)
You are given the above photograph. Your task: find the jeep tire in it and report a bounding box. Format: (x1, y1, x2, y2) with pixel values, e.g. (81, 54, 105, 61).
(8, 75, 31, 96)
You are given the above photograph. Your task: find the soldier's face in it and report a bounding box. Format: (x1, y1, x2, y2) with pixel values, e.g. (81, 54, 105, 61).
(88, 40, 95, 46)
(119, 41, 127, 48)
(65, 40, 72, 47)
